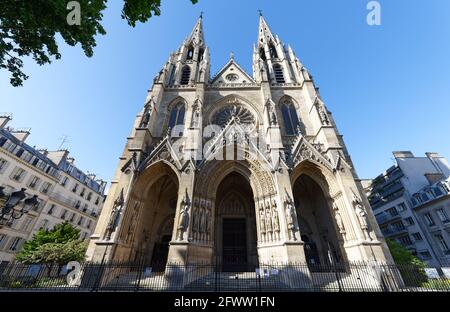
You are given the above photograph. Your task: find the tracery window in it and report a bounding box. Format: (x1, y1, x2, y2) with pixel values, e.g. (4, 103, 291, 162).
(180, 66, 191, 85)
(281, 100, 300, 135)
(168, 102, 186, 129)
(273, 64, 285, 83)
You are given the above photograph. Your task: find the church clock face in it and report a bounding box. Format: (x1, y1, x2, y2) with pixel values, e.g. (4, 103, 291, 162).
(226, 73, 239, 81)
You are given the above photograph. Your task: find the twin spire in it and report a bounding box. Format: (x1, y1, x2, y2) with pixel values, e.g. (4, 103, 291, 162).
(159, 13, 305, 86)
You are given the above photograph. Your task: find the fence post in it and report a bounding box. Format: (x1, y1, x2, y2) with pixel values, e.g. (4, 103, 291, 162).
(333, 262, 343, 292)
(135, 261, 143, 291)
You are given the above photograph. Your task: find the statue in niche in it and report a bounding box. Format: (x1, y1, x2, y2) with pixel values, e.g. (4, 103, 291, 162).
(140, 104, 152, 128)
(126, 202, 139, 243)
(352, 194, 372, 241)
(272, 200, 280, 241)
(333, 203, 346, 240)
(205, 202, 211, 240)
(267, 100, 277, 126)
(259, 205, 266, 243)
(199, 203, 206, 239)
(104, 189, 124, 240)
(177, 189, 190, 241)
(284, 193, 297, 241)
(265, 203, 273, 242)
(192, 201, 200, 240)
(317, 104, 330, 125)
(191, 100, 201, 128)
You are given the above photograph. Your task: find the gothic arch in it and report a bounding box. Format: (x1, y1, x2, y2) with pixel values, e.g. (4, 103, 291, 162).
(290, 160, 340, 198)
(278, 95, 303, 135)
(163, 96, 188, 132)
(195, 149, 276, 202)
(204, 94, 263, 127)
(132, 160, 180, 201)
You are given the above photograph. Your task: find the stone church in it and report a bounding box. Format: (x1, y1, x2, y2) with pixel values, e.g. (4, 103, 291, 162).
(86, 14, 393, 271)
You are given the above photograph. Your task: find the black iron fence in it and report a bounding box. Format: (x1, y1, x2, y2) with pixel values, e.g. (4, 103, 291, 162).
(0, 261, 449, 292)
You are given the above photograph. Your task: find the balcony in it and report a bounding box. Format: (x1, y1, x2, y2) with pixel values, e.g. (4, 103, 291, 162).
(381, 226, 408, 237)
(375, 211, 402, 225)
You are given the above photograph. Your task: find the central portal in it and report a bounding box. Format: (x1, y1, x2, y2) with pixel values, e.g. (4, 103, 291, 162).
(214, 171, 258, 272)
(222, 218, 247, 271)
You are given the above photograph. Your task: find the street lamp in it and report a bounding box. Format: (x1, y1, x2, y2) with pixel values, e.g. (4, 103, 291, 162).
(0, 186, 40, 225)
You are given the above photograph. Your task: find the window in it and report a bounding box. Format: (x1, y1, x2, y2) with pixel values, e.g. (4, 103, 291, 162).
(281, 100, 300, 135)
(80, 188, 86, 197)
(72, 183, 79, 193)
(28, 176, 40, 189)
(0, 234, 8, 250)
(186, 46, 194, 60)
(435, 234, 450, 254)
(0, 158, 8, 173)
(436, 208, 450, 223)
(60, 176, 69, 187)
(21, 217, 34, 232)
(412, 233, 423, 241)
(392, 221, 405, 231)
(60, 210, 67, 220)
(69, 213, 75, 222)
(82, 204, 88, 212)
(95, 197, 100, 205)
(168, 65, 176, 85)
(11, 167, 26, 182)
(9, 237, 24, 251)
(47, 204, 56, 215)
(180, 66, 191, 85)
(269, 43, 278, 59)
(386, 207, 399, 217)
(86, 192, 92, 201)
(78, 216, 85, 226)
(86, 219, 92, 229)
(398, 235, 413, 246)
(424, 213, 436, 226)
(74, 200, 81, 209)
(419, 251, 432, 260)
(404, 217, 415, 226)
(39, 219, 49, 230)
(273, 64, 285, 83)
(397, 203, 407, 212)
(259, 47, 267, 61)
(168, 102, 186, 130)
(40, 182, 51, 194)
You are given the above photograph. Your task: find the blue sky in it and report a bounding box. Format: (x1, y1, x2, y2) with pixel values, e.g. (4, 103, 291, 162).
(1, 0, 450, 184)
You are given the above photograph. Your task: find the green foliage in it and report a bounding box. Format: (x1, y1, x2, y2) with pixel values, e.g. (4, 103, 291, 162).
(386, 238, 428, 286)
(16, 221, 87, 264)
(386, 238, 425, 267)
(0, 0, 198, 86)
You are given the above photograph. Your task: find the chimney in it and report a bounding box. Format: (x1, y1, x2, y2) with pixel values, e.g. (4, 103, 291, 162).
(0, 113, 12, 128)
(393, 151, 415, 158)
(87, 173, 97, 180)
(67, 157, 75, 165)
(11, 128, 31, 143)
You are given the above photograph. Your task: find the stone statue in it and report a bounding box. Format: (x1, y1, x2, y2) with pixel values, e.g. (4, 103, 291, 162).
(272, 200, 280, 241)
(284, 193, 297, 241)
(199, 205, 206, 234)
(192, 202, 199, 240)
(352, 194, 372, 241)
(191, 100, 201, 128)
(205, 202, 211, 238)
(104, 189, 124, 240)
(259, 205, 266, 242)
(267, 100, 277, 125)
(177, 189, 190, 241)
(317, 105, 330, 125)
(140, 105, 152, 128)
(333, 203, 346, 239)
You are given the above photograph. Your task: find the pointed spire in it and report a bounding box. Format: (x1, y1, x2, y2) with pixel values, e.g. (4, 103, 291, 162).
(258, 13, 275, 45)
(188, 14, 205, 45)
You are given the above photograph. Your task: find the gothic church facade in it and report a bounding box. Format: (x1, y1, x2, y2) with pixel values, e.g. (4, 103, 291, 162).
(86, 15, 393, 270)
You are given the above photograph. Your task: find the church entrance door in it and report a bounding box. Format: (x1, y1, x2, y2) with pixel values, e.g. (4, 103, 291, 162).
(222, 218, 247, 272)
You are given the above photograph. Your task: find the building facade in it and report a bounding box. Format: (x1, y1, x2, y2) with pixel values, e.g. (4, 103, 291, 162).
(0, 115, 106, 263)
(87, 15, 393, 271)
(366, 151, 450, 267)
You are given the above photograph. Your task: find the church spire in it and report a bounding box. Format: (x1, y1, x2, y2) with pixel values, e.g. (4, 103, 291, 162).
(187, 14, 205, 46)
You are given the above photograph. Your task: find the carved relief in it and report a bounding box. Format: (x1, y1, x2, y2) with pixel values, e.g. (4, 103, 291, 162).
(284, 193, 297, 241)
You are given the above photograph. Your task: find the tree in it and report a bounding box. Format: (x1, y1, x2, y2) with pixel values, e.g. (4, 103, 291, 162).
(0, 0, 198, 86)
(386, 238, 428, 286)
(16, 221, 87, 265)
